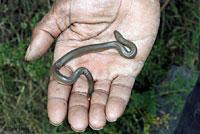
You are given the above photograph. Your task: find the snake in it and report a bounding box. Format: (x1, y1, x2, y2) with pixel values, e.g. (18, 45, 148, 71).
(51, 30, 137, 99)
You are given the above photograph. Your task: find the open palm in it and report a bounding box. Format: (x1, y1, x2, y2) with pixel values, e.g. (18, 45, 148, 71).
(25, 0, 160, 132)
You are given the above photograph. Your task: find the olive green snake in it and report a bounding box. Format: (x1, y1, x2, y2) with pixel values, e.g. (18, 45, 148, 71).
(51, 30, 137, 99)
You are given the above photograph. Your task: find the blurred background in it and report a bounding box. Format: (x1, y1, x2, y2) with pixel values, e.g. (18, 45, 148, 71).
(0, 0, 200, 134)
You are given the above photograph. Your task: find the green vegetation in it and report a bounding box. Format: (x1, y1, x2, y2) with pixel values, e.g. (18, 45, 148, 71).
(0, 0, 199, 133)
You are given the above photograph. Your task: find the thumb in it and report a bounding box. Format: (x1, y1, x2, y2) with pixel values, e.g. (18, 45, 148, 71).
(25, 1, 70, 61)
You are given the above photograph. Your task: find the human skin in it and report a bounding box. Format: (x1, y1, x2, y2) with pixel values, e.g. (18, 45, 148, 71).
(25, 0, 160, 132)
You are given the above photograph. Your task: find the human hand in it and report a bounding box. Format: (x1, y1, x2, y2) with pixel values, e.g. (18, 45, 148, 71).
(25, 0, 160, 132)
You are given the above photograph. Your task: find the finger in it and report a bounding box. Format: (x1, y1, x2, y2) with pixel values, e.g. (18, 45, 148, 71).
(47, 66, 72, 126)
(25, 1, 70, 61)
(68, 76, 90, 132)
(89, 80, 111, 130)
(106, 76, 135, 122)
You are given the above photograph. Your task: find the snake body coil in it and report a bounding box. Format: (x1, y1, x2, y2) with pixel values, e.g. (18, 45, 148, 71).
(51, 30, 137, 99)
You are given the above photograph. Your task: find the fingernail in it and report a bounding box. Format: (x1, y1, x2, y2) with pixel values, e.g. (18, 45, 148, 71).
(70, 126, 86, 132)
(106, 117, 117, 122)
(25, 45, 31, 60)
(89, 124, 103, 130)
(50, 121, 62, 126)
